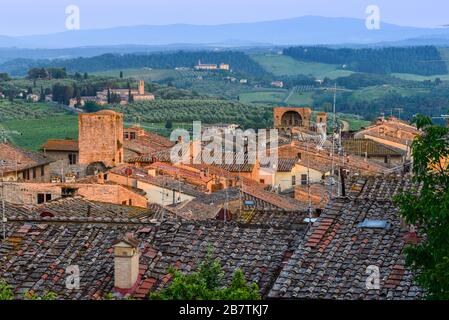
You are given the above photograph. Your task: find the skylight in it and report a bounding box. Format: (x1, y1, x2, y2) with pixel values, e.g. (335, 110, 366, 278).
(357, 219, 390, 229)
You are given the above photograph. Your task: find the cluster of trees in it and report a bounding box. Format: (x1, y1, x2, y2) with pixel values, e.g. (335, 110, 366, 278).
(284, 46, 448, 75)
(27, 67, 67, 80)
(335, 72, 443, 90)
(312, 81, 449, 121)
(113, 99, 273, 130)
(395, 116, 449, 299)
(1, 279, 57, 300)
(150, 251, 260, 300)
(51, 83, 75, 105)
(0, 72, 10, 81)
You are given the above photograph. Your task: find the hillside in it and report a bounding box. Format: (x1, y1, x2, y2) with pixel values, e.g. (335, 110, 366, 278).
(284, 46, 448, 76)
(3, 16, 449, 48)
(251, 54, 354, 79)
(0, 51, 268, 77)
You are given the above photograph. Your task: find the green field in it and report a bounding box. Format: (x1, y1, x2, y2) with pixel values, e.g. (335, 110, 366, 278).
(0, 115, 78, 150)
(285, 91, 314, 106)
(391, 73, 449, 81)
(250, 54, 354, 79)
(239, 90, 287, 104)
(0, 99, 70, 121)
(239, 87, 317, 107)
(347, 85, 429, 102)
(93, 68, 182, 82)
(337, 113, 371, 131)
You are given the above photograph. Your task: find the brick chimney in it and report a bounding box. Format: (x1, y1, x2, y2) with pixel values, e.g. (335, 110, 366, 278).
(113, 235, 140, 290)
(147, 168, 157, 177)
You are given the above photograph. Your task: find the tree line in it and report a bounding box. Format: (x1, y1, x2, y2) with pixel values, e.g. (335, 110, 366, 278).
(312, 82, 449, 121)
(284, 46, 448, 76)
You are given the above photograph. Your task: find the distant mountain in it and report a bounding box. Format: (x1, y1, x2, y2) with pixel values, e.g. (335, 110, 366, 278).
(2, 16, 449, 49)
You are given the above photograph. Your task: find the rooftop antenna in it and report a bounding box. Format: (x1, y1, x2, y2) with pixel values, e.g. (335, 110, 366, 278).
(1, 162, 7, 240)
(329, 83, 338, 202)
(224, 182, 229, 223)
(306, 144, 312, 228)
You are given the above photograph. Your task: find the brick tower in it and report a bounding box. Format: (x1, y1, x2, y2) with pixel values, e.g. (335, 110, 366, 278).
(78, 110, 124, 167)
(138, 80, 145, 95)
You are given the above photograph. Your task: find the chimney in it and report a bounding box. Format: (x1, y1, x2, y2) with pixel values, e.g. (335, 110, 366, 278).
(147, 168, 157, 177)
(113, 235, 140, 290)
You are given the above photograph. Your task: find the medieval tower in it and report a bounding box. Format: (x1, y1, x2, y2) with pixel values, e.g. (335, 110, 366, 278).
(138, 80, 145, 95)
(78, 110, 124, 167)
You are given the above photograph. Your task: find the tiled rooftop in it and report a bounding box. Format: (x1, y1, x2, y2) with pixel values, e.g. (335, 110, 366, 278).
(268, 175, 423, 300)
(109, 165, 207, 197)
(41, 139, 79, 152)
(4, 196, 174, 222)
(0, 143, 54, 174)
(0, 217, 304, 299)
(342, 139, 405, 157)
(242, 185, 308, 212)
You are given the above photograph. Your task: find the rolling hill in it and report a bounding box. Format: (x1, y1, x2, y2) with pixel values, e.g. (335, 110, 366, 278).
(2, 16, 449, 48)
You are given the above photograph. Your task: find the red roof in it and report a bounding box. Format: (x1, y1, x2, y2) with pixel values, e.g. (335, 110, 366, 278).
(42, 139, 79, 152)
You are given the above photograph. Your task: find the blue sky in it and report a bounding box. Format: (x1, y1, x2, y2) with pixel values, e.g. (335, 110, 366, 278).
(1, 0, 448, 36)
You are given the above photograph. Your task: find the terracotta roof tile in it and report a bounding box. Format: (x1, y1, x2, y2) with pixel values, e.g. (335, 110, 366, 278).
(42, 139, 79, 152)
(268, 175, 423, 300)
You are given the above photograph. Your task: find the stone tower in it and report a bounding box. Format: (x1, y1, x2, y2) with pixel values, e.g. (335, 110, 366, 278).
(138, 80, 145, 95)
(78, 110, 124, 167)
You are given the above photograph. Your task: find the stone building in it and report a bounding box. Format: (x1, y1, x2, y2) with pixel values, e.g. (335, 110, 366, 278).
(42, 139, 80, 172)
(0, 181, 147, 207)
(274, 107, 327, 133)
(78, 110, 124, 168)
(0, 143, 53, 182)
(95, 80, 155, 105)
(354, 117, 419, 155)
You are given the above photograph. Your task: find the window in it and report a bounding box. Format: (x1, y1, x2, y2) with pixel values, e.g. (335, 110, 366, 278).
(68, 153, 77, 165)
(46, 194, 52, 202)
(292, 175, 296, 186)
(124, 132, 129, 139)
(32, 168, 37, 179)
(259, 179, 265, 184)
(130, 132, 136, 140)
(62, 188, 76, 198)
(40, 166, 45, 177)
(129, 199, 133, 206)
(37, 193, 45, 204)
(24, 170, 30, 180)
(297, 153, 302, 160)
(301, 174, 308, 186)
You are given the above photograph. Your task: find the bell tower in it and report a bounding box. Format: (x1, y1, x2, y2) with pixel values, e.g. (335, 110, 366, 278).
(138, 80, 145, 95)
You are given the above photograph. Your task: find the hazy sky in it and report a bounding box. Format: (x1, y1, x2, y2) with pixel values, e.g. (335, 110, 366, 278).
(1, 0, 448, 36)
